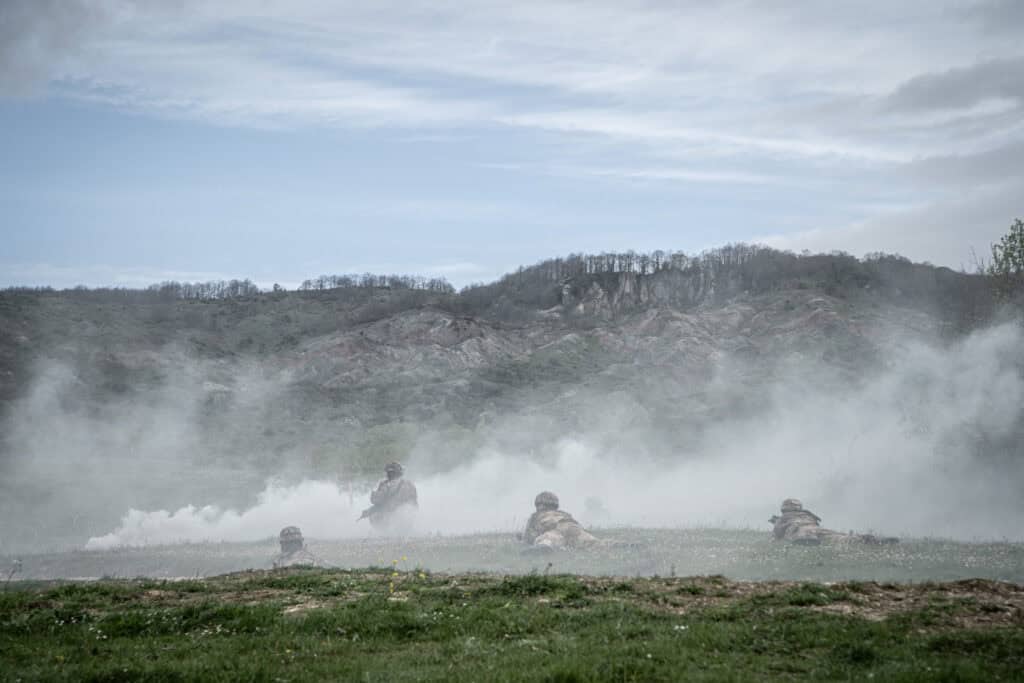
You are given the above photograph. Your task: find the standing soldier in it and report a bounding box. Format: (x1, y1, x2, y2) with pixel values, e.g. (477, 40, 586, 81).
(359, 462, 418, 531)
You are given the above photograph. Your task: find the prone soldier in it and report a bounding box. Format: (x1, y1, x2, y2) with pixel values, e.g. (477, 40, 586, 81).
(522, 491, 602, 552)
(770, 498, 897, 546)
(271, 526, 323, 568)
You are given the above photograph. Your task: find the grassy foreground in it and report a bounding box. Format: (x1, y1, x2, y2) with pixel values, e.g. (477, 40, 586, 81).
(2, 568, 1023, 682)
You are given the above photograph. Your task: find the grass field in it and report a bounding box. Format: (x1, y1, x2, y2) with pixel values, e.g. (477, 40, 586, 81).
(2, 568, 1023, 681)
(5, 529, 1024, 584)
(2, 530, 1023, 680)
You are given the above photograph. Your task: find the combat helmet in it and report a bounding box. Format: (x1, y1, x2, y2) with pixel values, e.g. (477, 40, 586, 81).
(780, 498, 803, 513)
(535, 491, 560, 511)
(385, 461, 404, 478)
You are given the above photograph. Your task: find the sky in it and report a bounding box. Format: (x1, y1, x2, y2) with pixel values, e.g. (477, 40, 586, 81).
(1, 0, 1022, 290)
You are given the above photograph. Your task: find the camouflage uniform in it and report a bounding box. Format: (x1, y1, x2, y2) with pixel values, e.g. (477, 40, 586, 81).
(363, 462, 418, 530)
(523, 491, 600, 551)
(770, 499, 896, 546)
(271, 526, 323, 568)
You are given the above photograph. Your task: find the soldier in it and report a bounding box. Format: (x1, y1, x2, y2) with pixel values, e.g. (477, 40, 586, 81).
(271, 526, 323, 568)
(769, 499, 897, 545)
(522, 491, 601, 551)
(359, 461, 418, 531)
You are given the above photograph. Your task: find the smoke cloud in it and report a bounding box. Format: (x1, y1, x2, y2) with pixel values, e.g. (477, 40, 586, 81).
(44, 322, 1023, 551)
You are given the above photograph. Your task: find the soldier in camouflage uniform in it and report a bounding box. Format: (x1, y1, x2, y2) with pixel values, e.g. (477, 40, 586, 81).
(360, 462, 418, 531)
(271, 526, 323, 568)
(770, 499, 897, 546)
(522, 491, 601, 551)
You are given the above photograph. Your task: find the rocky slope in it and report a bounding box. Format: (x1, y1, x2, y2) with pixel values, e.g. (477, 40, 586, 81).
(0, 276, 947, 458)
(0, 256, 1018, 552)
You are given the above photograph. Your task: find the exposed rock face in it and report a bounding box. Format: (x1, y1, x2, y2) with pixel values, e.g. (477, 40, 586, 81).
(560, 269, 738, 316)
(0, 280, 946, 455)
(290, 308, 534, 389)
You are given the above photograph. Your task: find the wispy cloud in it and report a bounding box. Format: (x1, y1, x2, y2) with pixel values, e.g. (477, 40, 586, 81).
(0, 0, 115, 95)
(884, 57, 1024, 113)
(480, 162, 779, 186)
(3, 0, 1023, 271)
(0, 263, 244, 290)
(760, 178, 1024, 267)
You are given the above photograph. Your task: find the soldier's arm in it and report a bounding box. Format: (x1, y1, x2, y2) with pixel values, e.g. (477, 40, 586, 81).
(370, 481, 388, 505)
(522, 515, 539, 544)
(401, 481, 418, 505)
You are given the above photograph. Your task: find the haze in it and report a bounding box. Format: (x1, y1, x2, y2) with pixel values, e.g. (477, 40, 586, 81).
(1, 2, 1022, 570)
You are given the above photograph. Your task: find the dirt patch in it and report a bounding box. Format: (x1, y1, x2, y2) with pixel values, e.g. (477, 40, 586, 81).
(282, 599, 326, 615)
(574, 576, 1024, 628)
(816, 580, 1024, 629)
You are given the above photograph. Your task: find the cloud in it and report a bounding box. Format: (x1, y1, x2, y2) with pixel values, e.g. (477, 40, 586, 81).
(482, 162, 779, 186)
(967, 0, 1024, 34)
(885, 57, 1024, 113)
(907, 140, 1024, 186)
(4, 0, 1024, 275)
(0, 0, 175, 96)
(56, 53, 492, 130)
(500, 110, 910, 163)
(0, 0, 110, 94)
(761, 178, 1024, 267)
(4, 0, 1013, 180)
(0, 263, 244, 289)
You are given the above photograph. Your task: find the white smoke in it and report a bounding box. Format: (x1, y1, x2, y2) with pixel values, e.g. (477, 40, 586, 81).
(4, 321, 1015, 557)
(85, 323, 1024, 548)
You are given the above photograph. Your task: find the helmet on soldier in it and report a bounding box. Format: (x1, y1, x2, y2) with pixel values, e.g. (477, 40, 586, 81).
(781, 498, 803, 513)
(535, 491, 559, 511)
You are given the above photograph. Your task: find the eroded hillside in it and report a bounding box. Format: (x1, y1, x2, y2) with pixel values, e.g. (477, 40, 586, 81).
(0, 249, 1018, 552)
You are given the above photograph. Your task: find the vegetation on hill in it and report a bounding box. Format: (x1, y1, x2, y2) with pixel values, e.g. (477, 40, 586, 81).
(0, 239, 1010, 427)
(2, 240, 1007, 330)
(2, 239, 1003, 305)
(1, 233, 1021, 554)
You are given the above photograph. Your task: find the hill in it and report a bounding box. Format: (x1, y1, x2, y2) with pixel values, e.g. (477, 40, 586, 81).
(0, 245, 1019, 553)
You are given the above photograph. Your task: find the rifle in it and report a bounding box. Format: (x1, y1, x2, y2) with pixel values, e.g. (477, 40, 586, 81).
(357, 506, 375, 522)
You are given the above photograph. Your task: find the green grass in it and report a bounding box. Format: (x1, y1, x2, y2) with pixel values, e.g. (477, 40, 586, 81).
(2, 569, 1023, 681)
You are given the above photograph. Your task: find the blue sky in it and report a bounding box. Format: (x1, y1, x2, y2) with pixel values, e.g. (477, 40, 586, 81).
(1, 0, 1022, 289)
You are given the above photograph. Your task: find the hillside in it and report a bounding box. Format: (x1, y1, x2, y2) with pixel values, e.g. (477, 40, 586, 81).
(0, 246, 1018, 553)
(0, 246, 996, 417)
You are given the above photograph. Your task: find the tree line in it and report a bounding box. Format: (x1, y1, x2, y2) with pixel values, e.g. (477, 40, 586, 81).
(299, 273, 454, 294)
(3, 274, 453, 302)
(5, 217, 1022, 327)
